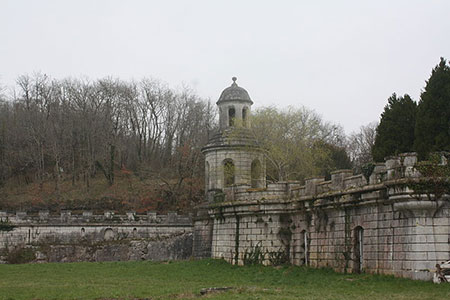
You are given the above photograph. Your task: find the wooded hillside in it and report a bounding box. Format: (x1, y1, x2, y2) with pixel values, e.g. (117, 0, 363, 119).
(0, 74, 214, 212)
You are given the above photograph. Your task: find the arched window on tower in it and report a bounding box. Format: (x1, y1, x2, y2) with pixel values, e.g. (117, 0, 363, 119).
(228, 107, 236, 127)
(242, 107, 248, 127)
(223, 159, 235, 187)
(251, 159, 262, 188)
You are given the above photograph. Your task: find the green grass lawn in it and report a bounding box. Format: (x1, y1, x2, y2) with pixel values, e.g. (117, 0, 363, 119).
(0, 259, 449, 300)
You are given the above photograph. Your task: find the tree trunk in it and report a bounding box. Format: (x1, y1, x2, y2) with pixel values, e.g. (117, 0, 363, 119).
(108, 143, 115, 185)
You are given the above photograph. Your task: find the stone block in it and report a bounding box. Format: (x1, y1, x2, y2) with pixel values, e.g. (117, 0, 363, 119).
(61, 211, 71, 222)
(426, 234, 448, 243)
(127, 212, 136, 221)
(82, 211, 93, 219)
(407, 252, 428, 260)
(39, 210, 49, 220)
(343, 174, 366, 189)
(428, 251, 449, 261)
(410, 271, 433, 281)
(16, 211, 27, 219)
(431, 217, 449, 226)
(385, 156, 401, 180)
(104, 211, 114, 219)
(370, 163, 387, 184)
(330, 169, 353, 189)
(305, 177, 325, 195)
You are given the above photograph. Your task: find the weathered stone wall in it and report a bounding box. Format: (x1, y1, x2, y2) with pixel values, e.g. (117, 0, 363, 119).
(193, 153, 450, 280)
(192, 217, 213, 259)
(0, 212, 193, 263)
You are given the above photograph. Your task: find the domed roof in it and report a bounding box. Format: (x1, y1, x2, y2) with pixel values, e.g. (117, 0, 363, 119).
(217, 77, 253, 105)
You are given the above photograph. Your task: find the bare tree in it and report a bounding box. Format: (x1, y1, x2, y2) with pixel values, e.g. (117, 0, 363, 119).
(0, 74, 214, 212)
(251, 106, 349, 182)
(346, 121, 378, 172)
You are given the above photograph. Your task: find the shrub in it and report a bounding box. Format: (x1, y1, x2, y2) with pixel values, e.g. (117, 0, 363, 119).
(6, 247, 36, 264)
(242, 242, 265, 265)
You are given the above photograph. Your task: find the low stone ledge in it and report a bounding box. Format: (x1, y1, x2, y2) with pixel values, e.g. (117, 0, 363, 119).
(343, 174, 366, 189)
(316, 181, 332, 194)
(393, 198, 448, 217)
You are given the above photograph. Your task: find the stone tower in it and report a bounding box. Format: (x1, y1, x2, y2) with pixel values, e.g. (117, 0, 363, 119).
(202, 77, 266, 200)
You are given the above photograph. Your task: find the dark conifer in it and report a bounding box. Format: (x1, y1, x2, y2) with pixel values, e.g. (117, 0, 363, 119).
(372, 93, 417, 162)
(414, 57, 450, 159)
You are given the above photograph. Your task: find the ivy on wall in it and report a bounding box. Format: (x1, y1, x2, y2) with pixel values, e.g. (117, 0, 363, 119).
(0, 220, 15, 232)
(408, 153, 450, 201)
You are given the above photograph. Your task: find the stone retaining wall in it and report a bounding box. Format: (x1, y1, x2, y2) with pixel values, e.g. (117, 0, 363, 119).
(193, 153, 450, 280)
(0, 212, 193, 263)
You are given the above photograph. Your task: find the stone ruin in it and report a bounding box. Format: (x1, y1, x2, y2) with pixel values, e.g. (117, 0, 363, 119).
(193, 78, 450, 281)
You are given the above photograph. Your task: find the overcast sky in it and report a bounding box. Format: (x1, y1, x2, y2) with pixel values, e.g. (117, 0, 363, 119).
(1, 0, 449, 133)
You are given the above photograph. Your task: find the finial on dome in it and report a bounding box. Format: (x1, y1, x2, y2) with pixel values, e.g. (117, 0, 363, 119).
(232, 77, 237, 85)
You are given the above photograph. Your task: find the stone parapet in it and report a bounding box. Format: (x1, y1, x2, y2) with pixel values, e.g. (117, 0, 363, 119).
(0, 211, 192, 226)
(218, 152, 444, 202)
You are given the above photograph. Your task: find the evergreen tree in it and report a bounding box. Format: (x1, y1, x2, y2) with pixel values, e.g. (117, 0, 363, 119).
(372, 93, 417, 162)
(313, 140, 352, 180)
(414, 57, 450, 159)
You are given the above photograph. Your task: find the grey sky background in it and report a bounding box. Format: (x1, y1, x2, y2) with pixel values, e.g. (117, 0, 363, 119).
(1, 0, 449, 134)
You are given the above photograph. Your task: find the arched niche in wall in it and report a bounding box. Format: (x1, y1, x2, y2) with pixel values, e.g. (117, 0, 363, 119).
(300, 230, 309, 266)
(228, 106, 236, 127)
(251, 159, 262, 188)
(223, 159, 235, 187)
(353, 226, 364, 273)
(104, 228, 114, 241)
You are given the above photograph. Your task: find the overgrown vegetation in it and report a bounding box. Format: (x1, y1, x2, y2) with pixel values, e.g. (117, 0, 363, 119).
(0, 219, 15, 232)
(242, 242, 265, 265)
(408, 153, 450, 200)
(0, 259, 449, 300)
(0, 170, 204, 213)
(266, 247, 289, 266)
(361, 162, 376, 182)
(5, 247, 36, 264)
